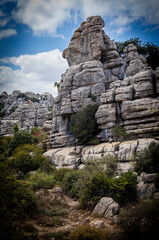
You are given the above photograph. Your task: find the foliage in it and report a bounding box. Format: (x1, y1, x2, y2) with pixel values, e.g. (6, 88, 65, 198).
(135, 142, 159, 174)
(9, 106, 17, 114)
(26, 170, 56, 190)
(62, 170, 81, 199)
(31, 126, 48, 151)
(54, 168, 72, 182)
(48, 105, 53, 111)
(9, 130, 33, 153)
(0, 136, 12, 155)
(14, 123, 19, 134)
(112, 125, 131, 141)
(57, 158, 136, 207)
(88, 92, 97, 101)
(54, 81, 60, 90)
(12, 144, 46, 174)
(89, 137, 100, 145)
(17, 93, 39, 103)
(70, 104, 99, 144)
(119, 200, 159, 240)
(0, 161, 36, 240)
(115, 37, 159, 70)
(66, 225, 109, 240)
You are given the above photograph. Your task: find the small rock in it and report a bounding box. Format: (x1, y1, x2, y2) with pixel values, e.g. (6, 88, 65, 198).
(51, 187, 63, 194)
(90, 219, 105, 228)
(154, 192, 159, 199)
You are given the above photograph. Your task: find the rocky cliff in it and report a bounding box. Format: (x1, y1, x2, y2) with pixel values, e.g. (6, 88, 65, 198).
(0, 90, 54, 135)
(46, 16, 159, 148)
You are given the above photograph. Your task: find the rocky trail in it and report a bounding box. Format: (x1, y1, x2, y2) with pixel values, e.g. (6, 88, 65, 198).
(23, 188, 117, 240)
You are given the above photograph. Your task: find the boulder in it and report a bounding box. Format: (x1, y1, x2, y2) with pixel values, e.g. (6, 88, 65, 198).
(93, 197, 119, 218)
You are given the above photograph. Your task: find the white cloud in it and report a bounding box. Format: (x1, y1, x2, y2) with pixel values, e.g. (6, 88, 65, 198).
(0, 49, 68, 96)
(12, 0, 159, 37)
(0, 29, 17, 39)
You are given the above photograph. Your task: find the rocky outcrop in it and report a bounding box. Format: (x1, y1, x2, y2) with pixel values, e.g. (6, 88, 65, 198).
(93, 197, 119, 218)
(0, 91, 54, 135)
(46, 16, 158, 148)
(43, 138, 158, 172)
(137, 172, 157, 199)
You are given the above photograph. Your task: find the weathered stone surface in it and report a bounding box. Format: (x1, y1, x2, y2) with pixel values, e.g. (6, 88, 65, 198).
(93, 197, 119, 218)
(118, 140, 138, 161)
(0, 91, 54, 135)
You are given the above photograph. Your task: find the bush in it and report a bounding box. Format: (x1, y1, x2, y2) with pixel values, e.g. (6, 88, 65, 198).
(9, 130, 33, 153)
(62, 170, 81, 199)
(0, 161, 36, 240)
(88, 92, 97, 101)
(26, 170, 56, 190)
(65, 159, 136, 207)
(112, 125, 131, 141)
(9, 106, 17, 114)
(12, 144, 46, 174)
(66, 225, 109, 240)
(135, 142, 159, 174)
(70, 104, 99, 144)
(119, 200, 159, 240)
(54, 168, 72, 182)
(0, 136, 12, 155)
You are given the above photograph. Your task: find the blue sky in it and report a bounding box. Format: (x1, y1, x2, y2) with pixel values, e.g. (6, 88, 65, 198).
(0, 0, 159, 96)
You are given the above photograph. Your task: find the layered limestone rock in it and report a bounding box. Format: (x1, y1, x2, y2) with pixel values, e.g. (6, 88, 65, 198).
(0, 91, 54, 135)
(47, 16, 159, 148)
(44, 138, 158, 172)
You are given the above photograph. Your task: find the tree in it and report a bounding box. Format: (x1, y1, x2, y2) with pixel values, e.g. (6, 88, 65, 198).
(115, 38, 159, 70)
(54, 82, 60, 90)
(70, 104, 99, 144)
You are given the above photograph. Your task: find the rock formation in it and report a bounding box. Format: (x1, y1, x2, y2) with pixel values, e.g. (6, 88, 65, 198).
(0, 91, 54, 135)
(47, 16, 159, 148)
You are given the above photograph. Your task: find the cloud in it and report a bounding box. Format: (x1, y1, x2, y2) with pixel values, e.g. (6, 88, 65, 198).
(0, 29, 17, 39)
(12, 0, 159, 37)
(0, 49, 68, 96)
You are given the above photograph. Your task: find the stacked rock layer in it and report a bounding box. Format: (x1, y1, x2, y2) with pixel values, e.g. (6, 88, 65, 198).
(48, 16, 159, 148)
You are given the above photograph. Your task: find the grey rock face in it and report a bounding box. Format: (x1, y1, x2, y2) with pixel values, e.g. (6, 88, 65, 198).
(93, 197, 119, 218)
(46, 16, 159, 148)
(0, 91, 54, 135)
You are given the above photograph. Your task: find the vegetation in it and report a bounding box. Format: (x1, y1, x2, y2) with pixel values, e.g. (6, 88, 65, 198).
(115, 37, 159, 70)
(0, 161, 36, 240)
(9, 130, 33, 153)
(66, 225, 109, 240)
(12, 144, 46, 174)
(88, 92, 97, 101)
(70, 104, 99, 144)
(9, 106, 17, 114)
(54, 81, 60, 90)
(14, 123, 19, 134)
(135, 142, 159, 174)
(17, 93, 39, 103)
(112, 125, 131, 141)
(26, 170, 56, 190)
(119, 200, 159, 240)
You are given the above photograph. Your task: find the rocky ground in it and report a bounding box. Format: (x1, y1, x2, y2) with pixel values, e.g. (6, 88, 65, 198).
(24, 188, 118, 240)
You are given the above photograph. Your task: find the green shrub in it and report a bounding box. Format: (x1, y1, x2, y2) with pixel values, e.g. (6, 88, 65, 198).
(9, 106, 17, 114)
(9, 130, 33, 153)
(12, 144, 46, 174)
(14, 123, 19, 134)
(48, 106, 53, 111)
(66, 225, 108, 240)
(0, 136, 12, 154)
(135, 142, 159, 174)
(26, 170, 56, 190)
(62, 170, 81, 198)
(88, 137, 100, 145)
(70, 104, 99, 144)
(0, 161, 36, 240)
(66, 159, 136, 207)
(88, 92, 97, 101)
(119, 200, 159, 240)
(112, 125, 131, 141)
(54, 168, 72, 182)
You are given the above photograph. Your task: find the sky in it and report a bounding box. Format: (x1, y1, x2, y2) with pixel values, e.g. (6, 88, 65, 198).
(0, 0, 159, 97)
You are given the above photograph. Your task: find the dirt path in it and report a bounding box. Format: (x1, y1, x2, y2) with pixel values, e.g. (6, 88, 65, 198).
(24, 188, 117, 239)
